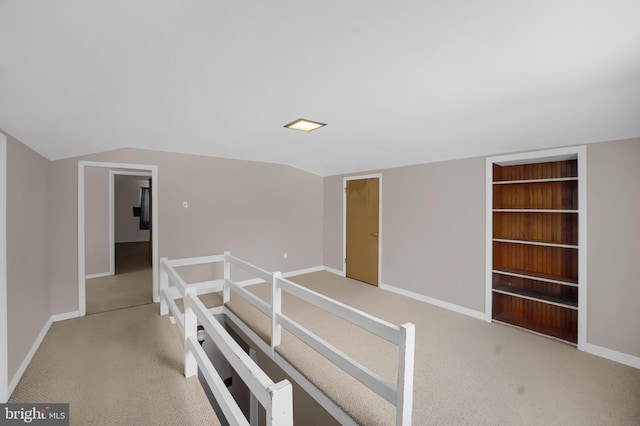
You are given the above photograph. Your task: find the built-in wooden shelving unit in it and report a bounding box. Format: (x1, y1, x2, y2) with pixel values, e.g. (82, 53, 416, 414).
(486, 149, 585, 344)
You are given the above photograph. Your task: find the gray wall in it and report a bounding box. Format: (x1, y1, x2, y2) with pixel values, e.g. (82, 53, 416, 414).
(587, 138, 640, 356)
(49, 148, 324, 315)
(323, 138, 640, 357)
(2, 130, 638, 388)
(323, 157, 486, 312)
(5, 134, 51, 381)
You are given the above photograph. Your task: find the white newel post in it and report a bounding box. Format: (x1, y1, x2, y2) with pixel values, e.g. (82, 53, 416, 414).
(223, 251, 231, 304)
(160, 257, 169, 316)
(271, 272, 283, 355)
(183, 288, 198, 378)
(266, 380, 293, 426)
(249, 348, 259, 426)
(397, 323, 415, 426)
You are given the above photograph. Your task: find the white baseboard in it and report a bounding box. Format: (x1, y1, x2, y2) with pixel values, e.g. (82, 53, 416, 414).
(319, 267, 484, 320)
(379, 281, 486, 321)
(322, 266, 345, 277)
(283, 266, 324, 278)
(85, 271, 113, 279)
(579, 343, 640, 369)
(51, 310, 82, 323)
(7, 310, 83, 399)
(300, 269, 640, 370)
(8, 317, 53, 397)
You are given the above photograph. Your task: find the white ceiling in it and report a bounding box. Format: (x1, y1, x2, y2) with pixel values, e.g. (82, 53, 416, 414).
(1, 1, 639, 176)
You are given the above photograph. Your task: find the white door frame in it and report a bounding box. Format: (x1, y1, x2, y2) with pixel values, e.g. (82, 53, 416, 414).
(108, 171, 153, 277)
(0, 135, 8, 402)
(342, 173, 382, 285)
(78, 161, 159, 316)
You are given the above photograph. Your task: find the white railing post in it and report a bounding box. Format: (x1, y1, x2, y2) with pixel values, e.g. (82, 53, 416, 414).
(396, 323, 415, 426)
(249, 348, 259, 426)
(266, 380, 293, 426)
(271, 272, 283, 355)
(223, 251, 231, 304)
(184, 288, 198, 378)
(160, 257, 169, 316)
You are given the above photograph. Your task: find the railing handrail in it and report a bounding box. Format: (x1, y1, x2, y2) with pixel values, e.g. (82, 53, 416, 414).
(225, 253, 273, 283)
(159, 252, 414, 426)
(276, 311, 398, 403)
(225, 279, 272, 317)
(159, 255, 293, 426)
(274, 275, 414, 410)
(275, 275, 403, 345)
(185, 292, 292, 423)
(165, 254, 226, 268)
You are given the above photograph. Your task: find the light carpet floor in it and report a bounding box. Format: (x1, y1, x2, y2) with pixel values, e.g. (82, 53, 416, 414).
(10, 269, 640, 425)
(9, 303, 219, 426)
(86, 242, 153, 314)
(228, 271, 640, 426)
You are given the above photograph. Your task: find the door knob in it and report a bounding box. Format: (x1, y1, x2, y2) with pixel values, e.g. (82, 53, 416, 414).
(371, 232, 378, 237)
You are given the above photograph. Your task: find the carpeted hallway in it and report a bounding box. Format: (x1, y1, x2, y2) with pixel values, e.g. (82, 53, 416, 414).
(86, 242, 153, 314)
(228, 271, 640, 425)
(8, 269, 640, 425)
(8, 303, 219, 425)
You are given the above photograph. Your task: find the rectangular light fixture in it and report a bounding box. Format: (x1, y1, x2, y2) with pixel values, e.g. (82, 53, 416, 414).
(284, 118, 326, 132)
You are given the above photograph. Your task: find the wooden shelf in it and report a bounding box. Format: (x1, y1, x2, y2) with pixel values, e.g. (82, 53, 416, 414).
(493, 312, 577, 344)
(493, 267, 578, 286)
(491, 157, 579, 344)
(493, 177, 578, 185)
(493, 211, 578, 246)
(493, 159, 577, 182)
(493, 238, 577, 249)
(493, 209, 578, 213)
(493, 180, 578, 210)
(493, 242, 578, 284)
(492, 285, 577, 309)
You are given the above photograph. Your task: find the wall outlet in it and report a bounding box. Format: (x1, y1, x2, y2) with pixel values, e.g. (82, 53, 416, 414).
(183, 201, 189, 208)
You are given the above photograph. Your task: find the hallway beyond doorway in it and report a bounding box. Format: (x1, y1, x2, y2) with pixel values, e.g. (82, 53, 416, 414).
(86, 242, 152, 314)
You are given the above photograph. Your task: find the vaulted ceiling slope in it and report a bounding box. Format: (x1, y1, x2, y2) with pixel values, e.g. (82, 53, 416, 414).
(1, 1, 639, 176)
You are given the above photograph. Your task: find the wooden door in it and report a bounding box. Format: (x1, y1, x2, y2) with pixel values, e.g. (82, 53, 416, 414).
(346, 178, 379, 286)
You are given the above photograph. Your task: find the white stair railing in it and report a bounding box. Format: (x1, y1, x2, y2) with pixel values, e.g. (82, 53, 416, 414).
(161, 252, 416, 426)
(160, 257, 292, 426)
(273, 275, 415, 426)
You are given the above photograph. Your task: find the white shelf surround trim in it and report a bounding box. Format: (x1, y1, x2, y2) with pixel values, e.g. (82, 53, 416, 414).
(493, 209, 579, 213)
(493, 177, 578, 185)
(491, 289, 578, 310)
(486, 145, 587, 344)
(492, 269, 579, 287)
(492, 238, 578, 249)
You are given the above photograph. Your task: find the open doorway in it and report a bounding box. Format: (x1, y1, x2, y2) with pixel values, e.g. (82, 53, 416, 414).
(78, 161, 158, 317)
(85, 173, 153, 314)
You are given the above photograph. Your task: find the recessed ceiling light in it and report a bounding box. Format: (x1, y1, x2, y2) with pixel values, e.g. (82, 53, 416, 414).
(284, 118, 326, 132)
